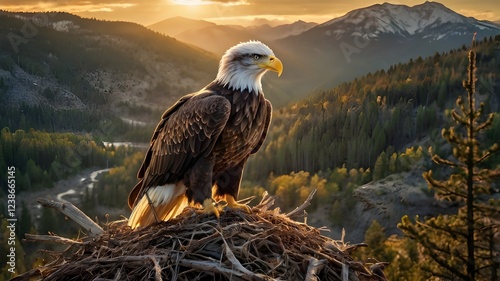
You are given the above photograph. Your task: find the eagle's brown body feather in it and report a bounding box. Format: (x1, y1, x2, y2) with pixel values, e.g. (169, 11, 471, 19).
(127, 81, 271, 228)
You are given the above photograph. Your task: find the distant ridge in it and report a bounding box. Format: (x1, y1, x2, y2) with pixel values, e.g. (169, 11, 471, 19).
(147, 16, 216, 37)
(147, 17, 317, 55)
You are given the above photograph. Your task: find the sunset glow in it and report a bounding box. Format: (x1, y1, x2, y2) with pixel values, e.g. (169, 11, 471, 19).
(170, 0, 249, 7)
(171, 0, 207, 6)
(1, 2, 138, 14)
(0, 1, 498, 26)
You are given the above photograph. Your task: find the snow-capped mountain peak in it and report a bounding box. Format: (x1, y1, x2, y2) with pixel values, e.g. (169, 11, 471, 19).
(320, 1, 500, 40)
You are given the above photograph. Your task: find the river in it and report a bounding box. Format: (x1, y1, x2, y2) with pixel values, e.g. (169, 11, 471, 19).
(23, 141, 146, 218)
(55, 168, 110, 203)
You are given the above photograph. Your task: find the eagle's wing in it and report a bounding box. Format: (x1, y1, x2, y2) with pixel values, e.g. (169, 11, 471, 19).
(251, 99, 272, 154)
(128, 91, 231, 208)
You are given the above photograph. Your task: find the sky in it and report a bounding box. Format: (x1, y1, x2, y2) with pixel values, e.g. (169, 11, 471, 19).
(1, 0, 499, 26)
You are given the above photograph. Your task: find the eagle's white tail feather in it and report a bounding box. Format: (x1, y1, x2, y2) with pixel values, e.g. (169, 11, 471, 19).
(128, 183, 187, 229)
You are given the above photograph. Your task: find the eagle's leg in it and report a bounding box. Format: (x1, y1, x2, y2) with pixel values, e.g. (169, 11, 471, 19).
(215, 160, 251, 213)
(202, 198, 220, 218)
(224, 194, 251, 213)
(145, 191, 161, 223)
(186, 155, 219, 218)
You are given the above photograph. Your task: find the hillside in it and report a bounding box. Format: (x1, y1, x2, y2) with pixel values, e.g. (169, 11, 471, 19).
(243, 37, 500, 241)
(0, 11, 218, 133)
(246, 37, 500, 180)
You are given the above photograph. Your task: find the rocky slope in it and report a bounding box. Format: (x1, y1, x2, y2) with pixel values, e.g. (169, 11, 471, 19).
(307, 168, 457, 243)
(0, 11, 217, 122)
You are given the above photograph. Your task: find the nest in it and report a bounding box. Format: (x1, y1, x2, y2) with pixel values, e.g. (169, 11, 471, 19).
(15, 191, 386, 281)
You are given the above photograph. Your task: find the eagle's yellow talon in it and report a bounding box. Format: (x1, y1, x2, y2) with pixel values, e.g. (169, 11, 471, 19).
(202, 198, 220, 218)
(225, 195, 251, 213)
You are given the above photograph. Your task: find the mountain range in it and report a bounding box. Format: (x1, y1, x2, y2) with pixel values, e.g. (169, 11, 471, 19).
(271, 1, 499, 95)
(148, 1, 500, 104)
(1, 1, 499, 122)
(148, 17, 317, 55)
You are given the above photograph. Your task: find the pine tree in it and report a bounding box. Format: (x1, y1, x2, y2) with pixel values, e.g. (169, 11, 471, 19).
(399, 50, 500, 280)
(372, 151, 388, 181)
(356, 220, 391, 261)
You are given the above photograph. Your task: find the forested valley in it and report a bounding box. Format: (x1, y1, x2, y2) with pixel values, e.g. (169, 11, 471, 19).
(1, 34, 499, 280)
(71, 37, 500, 280)
(246, 37, 500, 180)
(85, 37, 500, 213)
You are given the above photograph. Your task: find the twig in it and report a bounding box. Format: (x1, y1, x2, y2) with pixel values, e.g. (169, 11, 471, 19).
(24, 233, 83, 245)
(304, 257, 326, 281)
(343, 243, 368, 254)
(37, 198, 104, 237)
(286, 189, 317, 218)
(80, 255, 164, 264)
(177, 259, 245, 277)
(255, 191, 275, 212)
(342, 263, 349, 281)
(301, 245, 344, 266)
(148, 255, 163, 281)
(218, 228, 269, 281)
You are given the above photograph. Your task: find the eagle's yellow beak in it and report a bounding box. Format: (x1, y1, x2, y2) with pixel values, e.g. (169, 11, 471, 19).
(259, 56, 283, 77)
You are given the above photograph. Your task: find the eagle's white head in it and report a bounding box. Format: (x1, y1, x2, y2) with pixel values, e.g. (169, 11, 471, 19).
(215, 41, 283, 94)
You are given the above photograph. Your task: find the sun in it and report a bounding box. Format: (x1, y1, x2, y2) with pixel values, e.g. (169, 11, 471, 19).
(171, 0, 207, 6)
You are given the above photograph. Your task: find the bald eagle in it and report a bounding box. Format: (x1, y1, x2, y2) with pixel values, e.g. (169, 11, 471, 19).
(128, 41, 283, 229)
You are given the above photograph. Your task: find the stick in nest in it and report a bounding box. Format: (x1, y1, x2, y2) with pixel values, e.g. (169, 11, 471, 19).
(37, 198, 103, 237)
(14, 190, 387, 281)
(286, 189, 316, 218)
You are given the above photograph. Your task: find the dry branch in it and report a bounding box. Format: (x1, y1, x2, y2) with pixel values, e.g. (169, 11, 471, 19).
(24, 233, 83, 245)
(305, 257, 326, 281)
(14, 192, 386, 281)
(286, 189, 316, 218)
(37, 198, 104, 237)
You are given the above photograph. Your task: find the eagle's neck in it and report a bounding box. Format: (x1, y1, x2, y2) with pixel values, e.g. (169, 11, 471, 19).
(215, 62, 266, 95)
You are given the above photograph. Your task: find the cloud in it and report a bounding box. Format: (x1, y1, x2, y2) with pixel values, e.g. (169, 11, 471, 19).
(87, 3, 136, 12)
(1, 0, 135, 4)
(1, 1, 138, 13)
(2, 0, 499, 26)
(172, 0, 249, 6)
(201, 0, 500, 23)
(198, 0, 358, 17)
(459, 9, 496, 21)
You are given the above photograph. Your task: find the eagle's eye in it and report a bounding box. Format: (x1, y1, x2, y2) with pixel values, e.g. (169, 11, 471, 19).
(252, 54, 261, 60)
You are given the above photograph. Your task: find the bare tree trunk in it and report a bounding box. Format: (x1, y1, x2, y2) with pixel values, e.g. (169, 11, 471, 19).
(465, 50, 476, 281)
